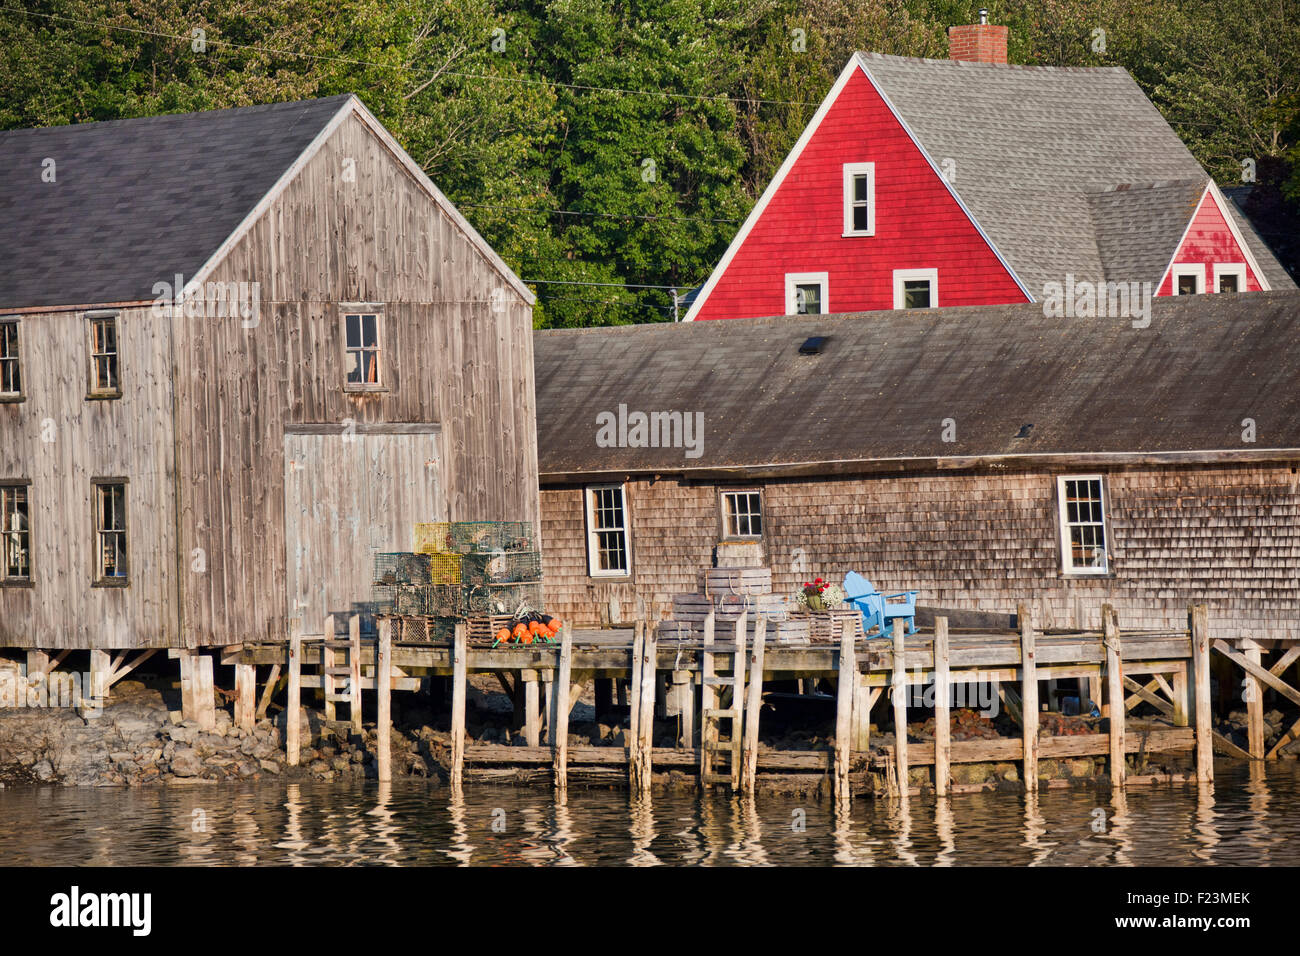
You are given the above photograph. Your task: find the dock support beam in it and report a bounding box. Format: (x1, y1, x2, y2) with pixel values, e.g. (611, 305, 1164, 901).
(377, 618, 392, 784)
(287, 624, 302, 766)
(934, 616, 951, 796)
(234, 662, 256, 732)
(553, 626, 573, 792)
(1019, 603, 1039, 792)
(632, 623, 657, 796)
(451, 623, 467, 790)
(1191, 604, 1213, 783)
(890, 618, 908, 796)
(1244, 642, 1265, 760)
(349, 614, 363, 733)
(834, 620, 855, 810)
(1103, 605, 1125, 787)
(742, 616, 767, 795)
(629, 625, 644, 791)
(523, 670, 541, 747)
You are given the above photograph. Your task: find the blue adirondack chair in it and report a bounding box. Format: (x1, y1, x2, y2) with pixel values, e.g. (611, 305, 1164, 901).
(842, 571, 919, 637)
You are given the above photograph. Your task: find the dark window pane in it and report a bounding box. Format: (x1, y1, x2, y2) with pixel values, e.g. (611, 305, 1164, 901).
(1177, 274, 1198, 295)
(796, 284, 821, 315)
(1219, 274, 1239, 293)
(346, 314, 361, 347)
(853, 205, 869, 231)
(903, 280, 931, 309)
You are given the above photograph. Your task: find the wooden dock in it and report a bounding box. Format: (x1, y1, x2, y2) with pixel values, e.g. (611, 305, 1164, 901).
(211, 601, 1300, 803)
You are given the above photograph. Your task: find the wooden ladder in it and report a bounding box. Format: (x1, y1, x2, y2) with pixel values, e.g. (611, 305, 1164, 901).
(699, 610, 746, 791)
(319, 612, 364, 732)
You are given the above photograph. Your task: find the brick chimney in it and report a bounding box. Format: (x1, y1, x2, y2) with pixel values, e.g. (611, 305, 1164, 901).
(947, 9, 1008, 64)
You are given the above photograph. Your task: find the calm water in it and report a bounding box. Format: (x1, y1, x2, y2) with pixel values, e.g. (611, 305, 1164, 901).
(1, 763, 1297, 866)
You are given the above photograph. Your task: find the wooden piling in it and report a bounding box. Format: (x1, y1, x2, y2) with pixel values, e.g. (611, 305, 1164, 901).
(523, 670, 541, 747)
(553, 626, 573, 791)
(1191, 605, 1213, 782)
(377, 617, 392, 784)
(195, 653, 216, 731)
(628, 624, 644, 790)
(834, 620, 856, 808)
(287, 624, 302, 767)
(322, 613, 337, 721)
(1244, 642, 1265, 760)
(1103, 605, 1125, 787)
(1172, 658, 1190, 727)
(729, 613, 746, 790)
(256, 663, 280, 720)
(934, 616, 951, 797)
(349, 613, 363, 733)
(1019, 602, 1039, 792)
(741, 616, 767, 794)
(88, 649, 111, 706)
(891, 618, 908, 795)
(451, 622, 467, 790)
(636, 625, 657, 795)
(234, 662, 256, 732)
(673, 670, 694, 748)
(699, 611, 716, 787)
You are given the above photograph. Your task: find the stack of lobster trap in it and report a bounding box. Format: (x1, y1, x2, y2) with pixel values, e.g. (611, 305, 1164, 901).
(656, 567, 795, 645)
(372, 521, 547, 643)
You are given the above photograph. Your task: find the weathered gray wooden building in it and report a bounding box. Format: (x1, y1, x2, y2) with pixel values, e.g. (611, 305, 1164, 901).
(0, 95, 539, 655)
(534, 292, 1300, 641)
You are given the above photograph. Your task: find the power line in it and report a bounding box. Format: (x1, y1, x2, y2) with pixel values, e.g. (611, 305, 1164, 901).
(458, 202, 742, 224)
(524, 278, 696, 291)
(0, 7, 822, 109)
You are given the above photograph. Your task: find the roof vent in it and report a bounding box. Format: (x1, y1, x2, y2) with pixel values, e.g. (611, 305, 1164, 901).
(1015, 423, 1034, 439)
(798, 336, 828, 355)
(978, 8, 989, 24)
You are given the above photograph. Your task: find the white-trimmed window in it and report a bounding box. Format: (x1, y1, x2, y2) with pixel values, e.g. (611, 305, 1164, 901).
(842, 163, 875, 237)
(343, 306, 384, 391)
(0, 482, 31, 585)
(721, 490, 763, 540)
(0, 318, 22, 401)
(893, 269, 938, 309)
(1171, 264, 1204, 296)
(1057, 476, 1108, 575)
(87, 311, 121, 398)
(585, 484, 631, 577)
(1213, 263, 1247, 294)
(785, 272, 828, 315)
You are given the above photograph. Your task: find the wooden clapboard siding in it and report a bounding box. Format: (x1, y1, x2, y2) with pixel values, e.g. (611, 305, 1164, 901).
(0, 306, 179, 648)
(542, 463, 1300, 639)
(169, 109, 537, 646)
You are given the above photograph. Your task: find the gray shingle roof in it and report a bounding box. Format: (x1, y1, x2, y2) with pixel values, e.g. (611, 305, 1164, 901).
(856, 53, 1296, 293)
(0, 95, 353, 310)
(535, 291, 1300, 479)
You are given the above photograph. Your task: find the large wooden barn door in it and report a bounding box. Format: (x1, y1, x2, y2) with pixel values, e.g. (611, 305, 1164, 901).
(284, 426, 444, 635)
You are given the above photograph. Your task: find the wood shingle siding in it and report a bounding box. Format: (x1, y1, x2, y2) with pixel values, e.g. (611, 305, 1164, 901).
(542, 464, 1300, 640)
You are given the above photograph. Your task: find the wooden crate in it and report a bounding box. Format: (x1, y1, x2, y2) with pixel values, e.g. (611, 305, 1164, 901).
(774, 618, 812, 645)
(671, 591, 787, 623)
(696, 567, 772, 596)
(467, 615, 516, 645)
(787, 607, 863, 643)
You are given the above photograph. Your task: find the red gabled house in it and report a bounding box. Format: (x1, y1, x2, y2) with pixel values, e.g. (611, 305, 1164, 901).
(685, 19, 1294, 322)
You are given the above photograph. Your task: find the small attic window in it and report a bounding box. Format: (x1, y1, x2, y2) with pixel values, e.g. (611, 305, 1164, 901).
(798, 336, 828, 355)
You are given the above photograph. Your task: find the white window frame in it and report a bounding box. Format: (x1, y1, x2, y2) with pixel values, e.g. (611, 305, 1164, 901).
(1171, 264, 1205, 295)
(720, 489, 763, 540)
(892, 269, 938, 310)
(842, 162, 876, 237)
(1212, 263, 1247, 294)
(1056, 475, 1109, 575)
(785, 272, 829, 316)
(585, 483, 632, 578)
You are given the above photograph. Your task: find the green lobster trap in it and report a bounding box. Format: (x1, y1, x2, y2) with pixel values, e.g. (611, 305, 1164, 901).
(459, 550, 542, 585)
(446, 521, 536, 554)
(373, 552, 433, 587)
(462, 582, 544, 617)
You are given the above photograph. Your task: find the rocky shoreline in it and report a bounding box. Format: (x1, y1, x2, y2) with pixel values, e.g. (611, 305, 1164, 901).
(1, 673, 1293, 791)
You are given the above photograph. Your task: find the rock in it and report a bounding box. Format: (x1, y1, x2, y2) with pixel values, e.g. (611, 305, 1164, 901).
(1067, 758, 1096, 778)
(238, 761, 260, 778)
(259, 759, 281, 774)
(205, 757, 235, 768)
(1002, 766, 1019, 783)
(33, 760, 54, 781)
(409, 756, 429, 777)
(1036, 759, 1060, 780)
(240, 737, 259, 756)
(171, 748, 201, 777)
(309, 759, 331, 776)
(167, 724, 197, 745)
(213, 711, 232, 736)
(108, 751, 135, 764)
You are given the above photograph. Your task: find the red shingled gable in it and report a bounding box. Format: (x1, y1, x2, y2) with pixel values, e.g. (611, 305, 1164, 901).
(690, 64, 1027, 320)
(1157, 188, 1265, 295)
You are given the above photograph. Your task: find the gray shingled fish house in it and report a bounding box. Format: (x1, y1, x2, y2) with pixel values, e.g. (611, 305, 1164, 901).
(0, 96, 539, 661)
(535, 292, 1300, 641)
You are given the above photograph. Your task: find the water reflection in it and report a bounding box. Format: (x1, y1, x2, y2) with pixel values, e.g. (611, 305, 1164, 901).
(0, 763, 1297, 866)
